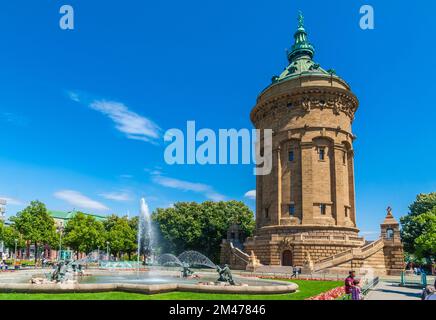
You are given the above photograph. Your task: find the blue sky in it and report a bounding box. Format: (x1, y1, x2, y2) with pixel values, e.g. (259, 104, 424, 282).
(0, 1, 435, 240)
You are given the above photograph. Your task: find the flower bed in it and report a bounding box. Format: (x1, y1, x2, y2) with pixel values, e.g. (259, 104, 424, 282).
(256, 275, 338, 282)
(305, 286, 345, 300)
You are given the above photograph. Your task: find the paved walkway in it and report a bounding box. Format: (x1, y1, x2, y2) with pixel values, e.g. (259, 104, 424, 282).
(365, 281, 422, 300)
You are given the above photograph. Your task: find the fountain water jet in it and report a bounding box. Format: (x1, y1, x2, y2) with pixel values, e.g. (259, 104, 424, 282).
(158, 254, 182, 267)
(137, 198, 154, 275)
(178, 251, 216, 269)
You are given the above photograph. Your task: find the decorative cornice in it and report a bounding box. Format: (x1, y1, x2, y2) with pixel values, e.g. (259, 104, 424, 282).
(251, 87, 358, 124)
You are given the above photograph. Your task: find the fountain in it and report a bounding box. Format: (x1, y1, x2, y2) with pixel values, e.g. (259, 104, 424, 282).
(137, 198, 154, 271)
(157, 253, 182, 267)
(216, 264, 235, 285)
(178, 251, 216, 269)
(24, 200, 297, 294)
(31, 260, 80, 284)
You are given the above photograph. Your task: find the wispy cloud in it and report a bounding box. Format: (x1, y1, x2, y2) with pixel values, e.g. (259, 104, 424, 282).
(152, 174, 225, 201)
(0, 196, 24, 206)
(99, 192, 132, 202)
(144, 167, 163, 176)
(54, 190, 109, 211)
(89, 100, 160, 142)
(244, 190, 256, 200)
(68, 91, 160, 143)
(0, 112, 28, 127)
(68, 91, 80, 102)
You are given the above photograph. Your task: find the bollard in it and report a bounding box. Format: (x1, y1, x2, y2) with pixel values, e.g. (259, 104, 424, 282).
(421, 271, 427, 287)
(400, 271, 405, 287)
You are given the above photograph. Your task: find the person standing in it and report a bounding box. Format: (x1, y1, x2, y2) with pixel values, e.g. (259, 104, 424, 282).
(344, 271, 356, 300)
(351, 279, 363, 300)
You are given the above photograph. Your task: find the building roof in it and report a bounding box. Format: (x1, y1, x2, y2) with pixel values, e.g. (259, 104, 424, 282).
(48, 210, 107, 222)
(270, 12, 341, 85)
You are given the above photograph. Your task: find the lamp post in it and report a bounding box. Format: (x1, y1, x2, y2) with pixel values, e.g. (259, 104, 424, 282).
(14, 239, 18, 260)
(57, 225, 64, 261)
(106, 241, 110, 261)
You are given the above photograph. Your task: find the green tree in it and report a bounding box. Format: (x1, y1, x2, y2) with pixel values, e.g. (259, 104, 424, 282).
(401, 193, 436, 260)
(63, 212, 106, 257)
(103, 215, 137, 260)
(412, 208, 436, 260)
(153, 201, 255, 261)
(10, 200, 57, 263)
(0, 223, 25, 254)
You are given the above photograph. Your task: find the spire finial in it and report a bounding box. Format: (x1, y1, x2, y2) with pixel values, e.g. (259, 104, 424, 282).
(287, 11, 314, 62)
(298, 11, 304, 29)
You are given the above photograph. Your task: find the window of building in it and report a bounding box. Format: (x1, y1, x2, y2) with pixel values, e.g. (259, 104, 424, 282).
(289, 204, 295, 216)
(386, 228, 394, 239)
(320, 204, 327, 215)
(265, 207, 269, 219)
(319, 148, 326, 161)
(289, 151, 294, 162)
(345, 206, 349, 218)
(343, 152, 347, 165)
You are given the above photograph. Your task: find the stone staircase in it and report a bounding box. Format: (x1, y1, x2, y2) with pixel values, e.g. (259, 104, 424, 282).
(312, 238, 385, 272)
(228, 242, 250, 264)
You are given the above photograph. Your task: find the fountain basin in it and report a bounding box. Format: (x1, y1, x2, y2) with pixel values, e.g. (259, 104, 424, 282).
(0, 281, 297, 295)
(1, 269, 298, 295)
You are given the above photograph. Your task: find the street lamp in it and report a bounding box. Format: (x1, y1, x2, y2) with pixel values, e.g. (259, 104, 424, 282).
(57, 225, 64, 261)
(106, 241, 110, 261)
(14, 239, 18, 260)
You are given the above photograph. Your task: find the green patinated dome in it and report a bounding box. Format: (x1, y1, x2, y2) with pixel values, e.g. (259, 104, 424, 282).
(271, 12, 336, 84)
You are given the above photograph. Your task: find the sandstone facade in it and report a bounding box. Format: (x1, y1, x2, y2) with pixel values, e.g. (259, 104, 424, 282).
(220, 13, 404, 275)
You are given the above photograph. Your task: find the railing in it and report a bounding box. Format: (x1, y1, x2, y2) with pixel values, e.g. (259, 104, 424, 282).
(361, 238, 383, 253)
(313, 238, 385, 272)
(362, 277, 379, 296)
(229, 242, 250, 264)
(316, 249, 353, 265)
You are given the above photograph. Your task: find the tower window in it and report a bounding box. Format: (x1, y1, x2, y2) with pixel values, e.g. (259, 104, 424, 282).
(345, 207, 349, 218)
(343, 152, 347, 165)
(386, 228, 394, 239)
(288, 151, 294, 162)
(320, 204, 327, 215)
(289, 204, 295, 216)
(265, 207, 269, 219)
(319, 148, 326, 161)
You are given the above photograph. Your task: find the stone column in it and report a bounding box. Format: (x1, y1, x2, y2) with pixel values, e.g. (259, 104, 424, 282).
(301, 142, 314, 224)
(347, 150, 357, 226)
(333, 144, 345, 226)
(256, 174, 263, 230)
(276, 146, 282, 224)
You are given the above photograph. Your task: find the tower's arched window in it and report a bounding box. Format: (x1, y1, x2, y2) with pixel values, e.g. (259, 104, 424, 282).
(289, 204, 295, 216)
(386, 228, 394, 239)
(320, 204, 327, 215)
(318, 147, 326, 161)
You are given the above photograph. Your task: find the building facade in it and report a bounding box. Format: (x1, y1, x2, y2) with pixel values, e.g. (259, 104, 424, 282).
(221, 13, 404, 275)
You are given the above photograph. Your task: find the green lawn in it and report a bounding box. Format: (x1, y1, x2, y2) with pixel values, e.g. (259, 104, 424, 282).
(0, 280, 342, 300)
